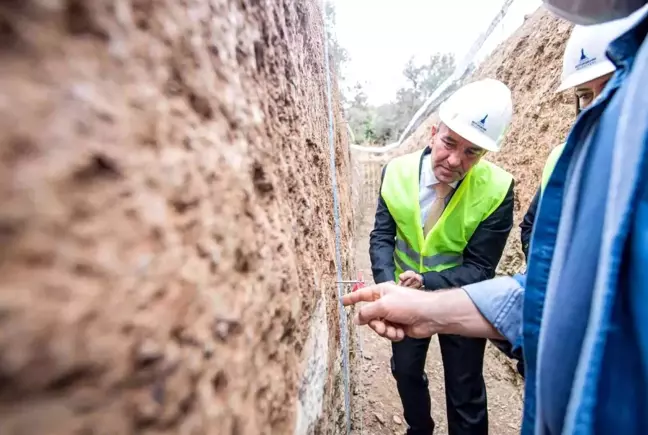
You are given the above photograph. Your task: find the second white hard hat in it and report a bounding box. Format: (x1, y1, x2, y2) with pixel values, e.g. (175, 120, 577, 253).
(542, 0, 646, 25)
(557, 15, 640, 92)
(438, 79, 513, 153)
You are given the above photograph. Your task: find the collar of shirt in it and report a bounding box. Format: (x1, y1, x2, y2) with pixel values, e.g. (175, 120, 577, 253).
(421, 154, 459, 190)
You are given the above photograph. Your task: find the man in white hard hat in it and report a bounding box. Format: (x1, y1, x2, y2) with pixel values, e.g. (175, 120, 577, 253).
(520, 20, 630, 261)
(369, 79, 515, 435)
(347, 2, 648, 434)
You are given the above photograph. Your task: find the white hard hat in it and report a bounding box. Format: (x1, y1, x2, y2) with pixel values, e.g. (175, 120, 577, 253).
(438, 79, 512, 153)
(542, 0, 646, 25)
(557, 16, 640, 92)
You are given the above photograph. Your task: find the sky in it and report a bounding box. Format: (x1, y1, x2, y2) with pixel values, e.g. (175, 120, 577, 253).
(331, 0, 541, 105)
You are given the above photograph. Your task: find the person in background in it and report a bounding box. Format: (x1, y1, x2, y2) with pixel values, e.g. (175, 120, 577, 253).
(520, 21, 629, 260)
(369, 79, 515, 435)
(347, 2, 648, 434)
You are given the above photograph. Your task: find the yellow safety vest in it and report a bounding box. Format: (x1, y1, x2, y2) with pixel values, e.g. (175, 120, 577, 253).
(381, 150, 513, 280)
(540, 143, 565, 192)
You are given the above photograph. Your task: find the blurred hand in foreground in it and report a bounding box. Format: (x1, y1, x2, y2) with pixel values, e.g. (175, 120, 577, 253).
(342, 283, 439, 341)
(342, 282, 504, 342)
(398, 270, 424, 289)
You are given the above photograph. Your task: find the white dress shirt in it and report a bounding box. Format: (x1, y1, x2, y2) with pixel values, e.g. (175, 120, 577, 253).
(419, 154, 458, 225)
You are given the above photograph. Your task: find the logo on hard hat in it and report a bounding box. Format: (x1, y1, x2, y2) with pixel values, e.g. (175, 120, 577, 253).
(575, 49, 597, 70)
(471, 114, 488, 133)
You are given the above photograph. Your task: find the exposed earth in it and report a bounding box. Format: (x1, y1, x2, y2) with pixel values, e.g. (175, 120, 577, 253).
(0, 2, 578, 433)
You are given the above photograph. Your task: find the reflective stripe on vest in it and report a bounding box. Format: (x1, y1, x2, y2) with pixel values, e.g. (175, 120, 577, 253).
(540, 143, 565, 193)
(395, 237, 463, 269)
(394, 251, 413, 272)
(381, 150, 513, 280)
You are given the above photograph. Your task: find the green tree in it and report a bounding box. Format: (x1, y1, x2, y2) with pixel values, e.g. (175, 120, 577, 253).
(372, 53, 456, 145)
(419, 53, 455, 97)
(346, 83, 377, 143)
(342, 48, 455, 145)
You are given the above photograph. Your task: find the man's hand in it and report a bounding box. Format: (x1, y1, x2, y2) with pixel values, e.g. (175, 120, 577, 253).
(342, 283, 441, 341)
(342, 282, 505, 342)
(398, 270, 424, 289)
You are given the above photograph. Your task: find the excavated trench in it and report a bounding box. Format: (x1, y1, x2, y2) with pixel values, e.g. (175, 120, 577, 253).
(0, 2, 576, 434)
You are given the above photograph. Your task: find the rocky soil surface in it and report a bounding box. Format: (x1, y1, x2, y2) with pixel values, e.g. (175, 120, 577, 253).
(0, 1, 354, 433)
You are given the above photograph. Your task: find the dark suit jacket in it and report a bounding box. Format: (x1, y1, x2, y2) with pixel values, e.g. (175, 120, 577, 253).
(520, 188, 541, 262)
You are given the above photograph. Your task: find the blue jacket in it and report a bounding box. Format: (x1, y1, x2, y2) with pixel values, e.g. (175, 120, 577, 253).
(463, 8, 648, 434)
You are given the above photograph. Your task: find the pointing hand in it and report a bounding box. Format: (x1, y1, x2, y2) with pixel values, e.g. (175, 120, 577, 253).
(342, 283, 440, 341)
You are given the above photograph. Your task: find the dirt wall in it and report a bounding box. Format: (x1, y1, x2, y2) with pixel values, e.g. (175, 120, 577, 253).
(0, 1, 355, 434)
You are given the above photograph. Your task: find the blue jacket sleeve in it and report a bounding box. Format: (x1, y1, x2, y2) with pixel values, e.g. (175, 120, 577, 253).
(462, 275, 525, 349)
(369, 166, 397, 284)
